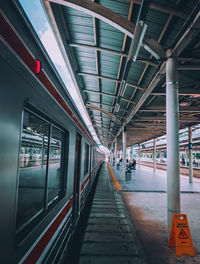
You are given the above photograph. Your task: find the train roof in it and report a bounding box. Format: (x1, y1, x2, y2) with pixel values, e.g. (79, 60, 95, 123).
(1, 0, 102, 146)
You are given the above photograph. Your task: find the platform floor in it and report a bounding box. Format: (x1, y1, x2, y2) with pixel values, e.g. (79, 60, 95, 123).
(79, 163, 148, 264)
(111, 165, 200, 192)
(111, 164, 200, 263)
(78, 163, 200, 264)
(122, 192, 200, 264)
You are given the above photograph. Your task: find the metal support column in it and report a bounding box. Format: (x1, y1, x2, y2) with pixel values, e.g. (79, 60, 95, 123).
(122, 126, 127, 177)
(114, 138, 118, 170)
(110, 142, 113, 166)
(138, 144, 141, 167)
(188, 126, 193, 183)
(153, 139, 156, 172)
(112, 142, 115, 166)
(166, 52, 180, 234)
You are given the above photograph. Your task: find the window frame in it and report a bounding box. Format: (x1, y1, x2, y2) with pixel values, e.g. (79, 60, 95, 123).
(84, 143, 89, 175)
(15, 105, 69, 243)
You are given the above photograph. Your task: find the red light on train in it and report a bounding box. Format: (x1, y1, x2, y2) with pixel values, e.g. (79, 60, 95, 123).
(35, 60, 42, 74)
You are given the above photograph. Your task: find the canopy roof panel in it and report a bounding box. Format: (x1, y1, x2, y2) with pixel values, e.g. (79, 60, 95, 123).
(43, 0, 200, 148)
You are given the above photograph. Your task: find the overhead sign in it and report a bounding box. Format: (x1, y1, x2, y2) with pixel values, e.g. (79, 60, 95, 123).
(189, 143, 192, 150)
(168, 214, 195, 257)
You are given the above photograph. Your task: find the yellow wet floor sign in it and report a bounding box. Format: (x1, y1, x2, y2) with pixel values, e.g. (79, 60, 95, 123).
(168, 214, 195, 256)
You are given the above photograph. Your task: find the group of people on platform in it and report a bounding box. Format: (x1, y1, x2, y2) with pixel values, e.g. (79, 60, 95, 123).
(117, 158, 136, 170)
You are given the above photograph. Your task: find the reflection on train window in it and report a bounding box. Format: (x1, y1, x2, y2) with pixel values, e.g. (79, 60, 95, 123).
(92, 149, 95, 168)
(84, 143, 89, 175)
(16, 109, 66, 232)
(47, 126, 65, 204)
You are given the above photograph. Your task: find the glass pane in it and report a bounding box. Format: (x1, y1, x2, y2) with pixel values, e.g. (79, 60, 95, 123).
(47, 126, 64, 204)
(16, 110, 49, 230)
(84, 144, 89, 174)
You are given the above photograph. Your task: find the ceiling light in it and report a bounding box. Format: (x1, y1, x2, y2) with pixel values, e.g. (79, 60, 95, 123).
(114, 103, 120, 113)
(128, 21, 147, 62)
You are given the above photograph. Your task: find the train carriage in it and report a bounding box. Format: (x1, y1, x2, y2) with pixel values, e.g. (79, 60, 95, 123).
(0, 1, 104, 263)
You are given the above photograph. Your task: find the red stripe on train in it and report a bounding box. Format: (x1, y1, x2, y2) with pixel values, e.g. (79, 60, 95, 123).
(22, 198, 73, 264)
(22, 175, 92, 262)
(81, 175, 91, 191)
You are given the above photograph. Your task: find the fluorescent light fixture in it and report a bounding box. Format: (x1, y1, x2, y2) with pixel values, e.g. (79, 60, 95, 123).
(119, 80, 126, 97)
(128, 21, 147, 62)
(114, 103, 120, 113)
(112, 115, 116, 122)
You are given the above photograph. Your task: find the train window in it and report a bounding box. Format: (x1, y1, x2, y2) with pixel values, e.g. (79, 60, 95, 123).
(47, 126, 65, 204)
(16, 110, 50, 230)
(16, 108, 67, 234)
(92, 149, 95, 168)
(84, 143, 89, 175)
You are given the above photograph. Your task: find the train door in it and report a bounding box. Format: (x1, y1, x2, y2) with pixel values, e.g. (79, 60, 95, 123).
(73, 133, 82, 225)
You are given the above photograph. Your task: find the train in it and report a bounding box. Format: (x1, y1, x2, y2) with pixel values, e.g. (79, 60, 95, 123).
(0, 1, 104, 263)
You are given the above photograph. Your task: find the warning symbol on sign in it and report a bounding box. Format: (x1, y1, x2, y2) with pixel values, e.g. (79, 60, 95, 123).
(178, 229, 189, 239)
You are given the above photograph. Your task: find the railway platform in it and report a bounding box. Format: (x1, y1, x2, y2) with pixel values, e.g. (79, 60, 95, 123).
(111, 164, 200, 192)
(109, 164, 200, 264)
(65, 162, 200, 264)
(78, 163, 148, 264)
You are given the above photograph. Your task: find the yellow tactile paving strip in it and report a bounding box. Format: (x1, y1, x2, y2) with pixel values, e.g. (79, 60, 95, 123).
(107, 162, 122, 191)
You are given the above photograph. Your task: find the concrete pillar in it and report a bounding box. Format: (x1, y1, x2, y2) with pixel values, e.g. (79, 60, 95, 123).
(122, 126, 127, 177)
(111, 142, 113, 166)
(138, 144, 141, 166)
(114, 138, 118, 170)
(166, 53, 180, 234)
(188, 126, 193, 183)
(160, 151, 163, 163)
(153, 139, 156, 172)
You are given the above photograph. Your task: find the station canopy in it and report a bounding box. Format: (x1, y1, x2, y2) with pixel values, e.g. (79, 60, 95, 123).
(42, 0, 200, 149)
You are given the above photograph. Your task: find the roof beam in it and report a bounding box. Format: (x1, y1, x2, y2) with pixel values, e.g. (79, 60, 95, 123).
(69, 43, 127, 57)
(128, 123, 166, 127)
(93, 125, 113, 135)
(170, 7, 200, 57)
(127, 127, 166, 131)
(88, 100, 113, 108)
(87, 100, 129, 112)
(69, 43, 158, 67)
(83, 89, 135, 104)
(120, 97, 136, 104)
(78, 72, 120, 83)
(86, 104, 121, 124)
(178, 65, 200, 71)
(47, 0, 135, 37)
(133, 0, 188, 19)
(83, 89, 117, 98)
(79, 72, 145, 91)
(126, 82, 145, 90)
(133, 122, 166, 126)
(138, 106, 200, 112)
(128, 131, 163, 135)
(151, 88, 200, 96)
(90, 113, 111, 119)
(133, 116, 200, 122)
(116, 4, 200, 138)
